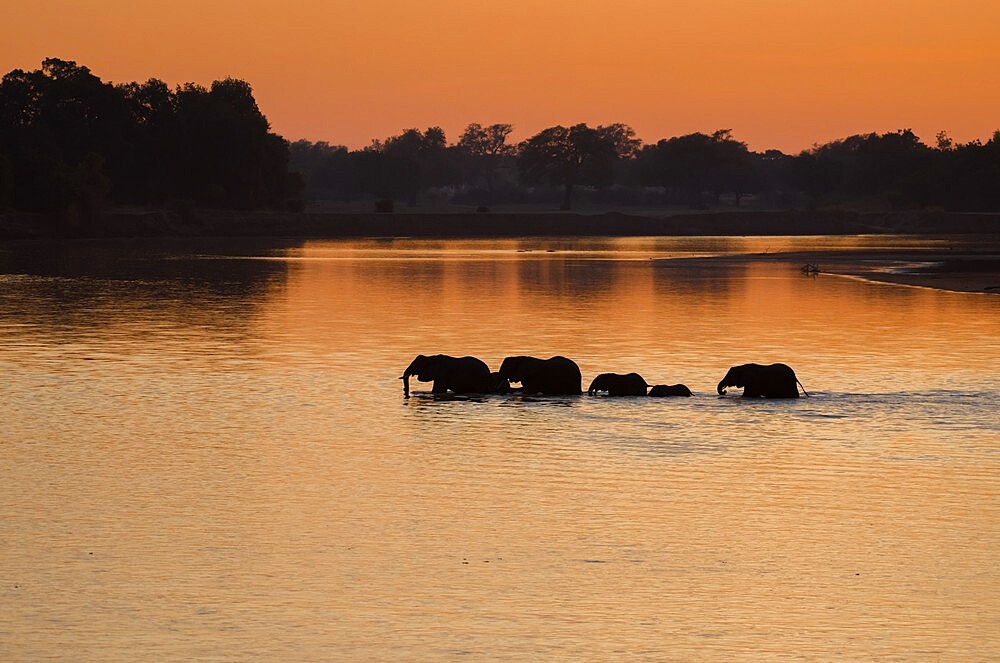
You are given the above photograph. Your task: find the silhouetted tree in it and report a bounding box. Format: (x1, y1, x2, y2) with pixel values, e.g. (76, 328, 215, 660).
(363, 127, 460, 205)
(457, 123, 515, 201)
(289, 140, 355, 200)
(939, 131, 1000, 211)
(69, 152, 112, 224)
(117, 78, 179, 202)
(364, 131, 421, 203)
(518, 123, 639, 209)
(0, 59, 295, 215)
(3, 58, 997, 217)
(791, 129, 934, 207)
(0, 59, 120, 212)
(754, 149, 796, 207)
(0, 153, 12, 208)
(639, 130, 753, 208)
(172, 78, 289, 208)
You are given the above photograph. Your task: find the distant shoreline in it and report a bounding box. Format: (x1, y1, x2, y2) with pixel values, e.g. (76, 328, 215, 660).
(1, 209, 998, 242)
(2, 209, 997, 294)
(656, 248, 1000, 295)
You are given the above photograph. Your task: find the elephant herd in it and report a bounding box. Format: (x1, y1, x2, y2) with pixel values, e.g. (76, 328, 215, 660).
(400, 354, 808, 399)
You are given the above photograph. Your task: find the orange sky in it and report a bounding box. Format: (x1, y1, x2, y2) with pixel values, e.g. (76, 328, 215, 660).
(3, 0, 998, 153)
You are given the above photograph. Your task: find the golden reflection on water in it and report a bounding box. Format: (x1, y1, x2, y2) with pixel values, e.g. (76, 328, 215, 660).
(1, 237, 998, 660)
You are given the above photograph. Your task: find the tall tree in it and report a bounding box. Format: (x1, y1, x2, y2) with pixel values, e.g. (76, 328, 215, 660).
(457, 123, 515, 200)
(172, 78, 290, 208)
(0, 59, 296, 213)
(0, 58, 126, 212)
(791, 129, 934, 207)
(518, 123, 638, 209)
(639, 130, 752, 208)
(368, 127, 458, 205)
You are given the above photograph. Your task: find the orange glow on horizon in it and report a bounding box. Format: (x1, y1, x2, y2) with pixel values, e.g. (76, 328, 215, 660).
(3, 0, 998, 153)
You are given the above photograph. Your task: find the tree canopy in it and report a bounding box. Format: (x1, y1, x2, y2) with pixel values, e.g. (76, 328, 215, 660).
(0, 58, 298, 217)
(457, 123, 515, 201)
(518, 123, 639, 209)
(2, 60, 998, 217)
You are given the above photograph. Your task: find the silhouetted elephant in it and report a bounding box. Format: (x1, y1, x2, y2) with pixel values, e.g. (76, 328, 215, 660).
(588, 372, 649, 396)
(648, 384, 692, 397)
(400, 354, 491, 396)
(498, 355, 582, 395)
(489, 371, 512, 395)
(717, 363, 807, 399)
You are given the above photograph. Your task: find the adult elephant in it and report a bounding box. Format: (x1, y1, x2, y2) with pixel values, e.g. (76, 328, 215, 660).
(498, 355, 582, 395)
(717, 363, 807, 399)
(648, 384, 692, 397)
(400, 354, 491, 396)
(588, 372, 649, 396)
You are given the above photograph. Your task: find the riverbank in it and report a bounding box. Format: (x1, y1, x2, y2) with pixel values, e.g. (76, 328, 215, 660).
(1, 208, 997, 241)
(658, 247, 1000, 295)
(827, 254, 1000, 294)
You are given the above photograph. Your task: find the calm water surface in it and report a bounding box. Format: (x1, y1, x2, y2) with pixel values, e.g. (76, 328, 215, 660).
(1, 236, 998, 660)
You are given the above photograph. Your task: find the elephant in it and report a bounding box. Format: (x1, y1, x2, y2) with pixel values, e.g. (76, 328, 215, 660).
(717, 363, 807, 399)
(648, 383, 692, 397)
(498, 355, 582, 395)
(588, 372, 649, 396)
(400, 354, 492, 396)
(489, 371, 512, 395)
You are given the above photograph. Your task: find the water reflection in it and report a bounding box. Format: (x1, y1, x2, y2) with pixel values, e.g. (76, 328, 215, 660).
(1, 236, 998, 661)
(0, 239, 291, 360)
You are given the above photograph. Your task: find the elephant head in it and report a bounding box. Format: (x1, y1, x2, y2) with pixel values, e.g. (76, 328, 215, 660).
(497, 356, 533, 385)
(587, 374, 610, 395)
(400, 354, 443, 396)
(717, 365, 748, 395)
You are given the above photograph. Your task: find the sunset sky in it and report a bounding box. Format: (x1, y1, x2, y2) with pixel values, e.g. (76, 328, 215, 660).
(4, 0, 998, 153)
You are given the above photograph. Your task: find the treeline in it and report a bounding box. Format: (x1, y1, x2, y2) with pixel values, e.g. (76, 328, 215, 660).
(293, 125, 1000, 211)
(0, 58, 301, 219)
(1, 59, 998, 217)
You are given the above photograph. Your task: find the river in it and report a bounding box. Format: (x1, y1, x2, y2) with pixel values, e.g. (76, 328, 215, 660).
(1, 236, 998, 660)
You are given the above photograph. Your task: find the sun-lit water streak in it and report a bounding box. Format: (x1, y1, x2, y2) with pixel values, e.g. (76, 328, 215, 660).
(1, 236, 998, 660)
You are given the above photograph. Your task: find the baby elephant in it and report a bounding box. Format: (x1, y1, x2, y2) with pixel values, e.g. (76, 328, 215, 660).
(648, 384, 692, 397)
(588, 372, 649, 396)
(489, 371, 512, 394)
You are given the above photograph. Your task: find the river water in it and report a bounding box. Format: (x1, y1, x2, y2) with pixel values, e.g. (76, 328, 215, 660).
(1, 236, 998, 660)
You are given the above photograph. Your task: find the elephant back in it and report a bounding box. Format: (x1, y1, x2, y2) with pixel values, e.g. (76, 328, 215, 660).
(648, 383, 692, 397)
(500, 355, 581, 395)
(450, 356, 492, 393)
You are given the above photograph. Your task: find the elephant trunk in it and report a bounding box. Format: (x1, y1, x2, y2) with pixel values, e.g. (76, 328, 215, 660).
(400, 354, 428, 397)
(717, 379, 728, 395)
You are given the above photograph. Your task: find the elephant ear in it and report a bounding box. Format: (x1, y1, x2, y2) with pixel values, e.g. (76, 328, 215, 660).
(406, 354, 441, 380)
(402, 354, 425, 378)
(501, 356, 525, 380)
(419, 355, 444, 380)
(730, 366, 745, 388)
